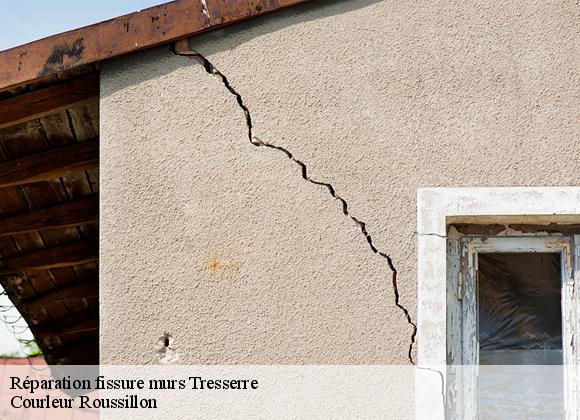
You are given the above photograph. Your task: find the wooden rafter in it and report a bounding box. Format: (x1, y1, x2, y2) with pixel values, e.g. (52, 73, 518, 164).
(21, 280, 97, 326)
(0, 238, 97, 273)
(0, 195, 97, 237)
(44, 340, 99, 364)
(36, 323, 98, 352)
(0, 139, 98, 188)
(22, 279, 96, 307)
(0, 73, 98, 129)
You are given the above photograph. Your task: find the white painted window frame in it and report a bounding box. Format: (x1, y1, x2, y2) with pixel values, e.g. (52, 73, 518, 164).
(450, 236, 577, 418)
(416, 187, 580, 420)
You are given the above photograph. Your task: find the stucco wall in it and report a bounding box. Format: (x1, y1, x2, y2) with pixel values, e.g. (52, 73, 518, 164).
(100, 0, 579, 364)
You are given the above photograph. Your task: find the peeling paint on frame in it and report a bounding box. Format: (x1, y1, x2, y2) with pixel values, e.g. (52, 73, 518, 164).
(416, 186, 580, 419)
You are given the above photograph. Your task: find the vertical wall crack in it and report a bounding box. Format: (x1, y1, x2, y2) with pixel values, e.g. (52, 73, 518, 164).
(172, 45, 418, 365)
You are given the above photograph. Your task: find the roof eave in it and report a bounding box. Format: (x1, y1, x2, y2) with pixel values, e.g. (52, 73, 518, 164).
(0, 0, 311, 91)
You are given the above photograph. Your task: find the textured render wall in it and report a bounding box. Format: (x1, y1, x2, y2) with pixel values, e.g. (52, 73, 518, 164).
(100, 0, 579, 364)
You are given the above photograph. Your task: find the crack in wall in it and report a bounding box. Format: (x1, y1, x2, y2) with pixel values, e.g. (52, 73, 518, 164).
(171, 46, 418, 365)
(199, 0, 211, 25)
(415, 231, 447, 239)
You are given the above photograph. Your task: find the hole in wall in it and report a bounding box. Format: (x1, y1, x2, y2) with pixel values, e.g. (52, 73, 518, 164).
(155, 332, 178, 364)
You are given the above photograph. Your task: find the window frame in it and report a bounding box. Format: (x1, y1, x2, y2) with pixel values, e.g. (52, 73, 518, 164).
(447, 235, 577, 419)
(415, 187, 580, 420)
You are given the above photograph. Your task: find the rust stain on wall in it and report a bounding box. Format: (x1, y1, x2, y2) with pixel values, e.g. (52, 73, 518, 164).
(207, 258, 241, 280)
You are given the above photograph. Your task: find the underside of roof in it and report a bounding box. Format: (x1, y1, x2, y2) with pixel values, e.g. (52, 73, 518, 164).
(0, 66, 99, 364)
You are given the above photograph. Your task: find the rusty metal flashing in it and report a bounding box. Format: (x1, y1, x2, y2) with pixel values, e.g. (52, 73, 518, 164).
(0, 0, 311, 91)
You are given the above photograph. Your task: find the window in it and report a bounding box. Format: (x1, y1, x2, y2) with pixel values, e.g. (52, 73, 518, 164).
(415, 187, 580, 420)
(447, 235, 578, 418)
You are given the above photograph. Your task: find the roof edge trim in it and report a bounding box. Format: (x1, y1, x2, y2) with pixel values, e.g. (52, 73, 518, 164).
(0, 0, 311, 90)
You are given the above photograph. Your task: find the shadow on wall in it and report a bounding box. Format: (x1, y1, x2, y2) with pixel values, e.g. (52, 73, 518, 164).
(190, 0, 383, 54)
(100, 0, 382, 96)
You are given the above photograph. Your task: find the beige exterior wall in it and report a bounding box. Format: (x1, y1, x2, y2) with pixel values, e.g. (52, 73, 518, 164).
(100, 0, 579, 364)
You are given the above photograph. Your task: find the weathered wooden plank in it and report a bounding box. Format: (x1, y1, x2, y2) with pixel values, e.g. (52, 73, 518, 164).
(21, 264, 95, 300)
(0, 74, 99, 129)
(0, 273, 36, 301)
(39, 111, 75, 147)
(0, 98, 100, 367)
(0, 196, 97, 238)
(86, 168, 99, 193)
(55, 64, 95, 82)
(35, 318, 99, 350)
(37, 111, 94, 289)
(0, 119, 66, 212)
(43, 339, 99, 364)
(0, 238, 97, 273)
(22, 280, 97, 326)
(72, 259, 98, 282)
(0, 121, 58, 294)
(0, 0, 312, 91)
(67, 102, 99, 142)
(462, 238, 478, 418)
(0, 139, 98, 188)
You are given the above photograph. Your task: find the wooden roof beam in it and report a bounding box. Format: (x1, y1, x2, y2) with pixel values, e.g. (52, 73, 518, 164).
(21, 280, 98, 327)
(0, 0, 312, 91)
(0, 73, 98, 129)
(0, 195, 98, 237)
(0, 238, 97, 273)
(36, 318, 99, 350)
(0, 139, 98, 188)
(43, 340, 99, 365)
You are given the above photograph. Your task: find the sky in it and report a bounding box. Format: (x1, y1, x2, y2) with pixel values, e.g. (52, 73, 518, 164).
(0, 294, 33, 356)
(0, 0, 164, 356)
(0, 0, 164, 50)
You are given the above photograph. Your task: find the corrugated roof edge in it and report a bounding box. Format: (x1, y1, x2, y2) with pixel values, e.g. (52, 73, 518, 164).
(0, 0, 311, 91)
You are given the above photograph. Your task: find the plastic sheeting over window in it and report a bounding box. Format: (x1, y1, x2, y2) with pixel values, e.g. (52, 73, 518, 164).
(478, 252, 563, 365)
(477, 252, 564, 418)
